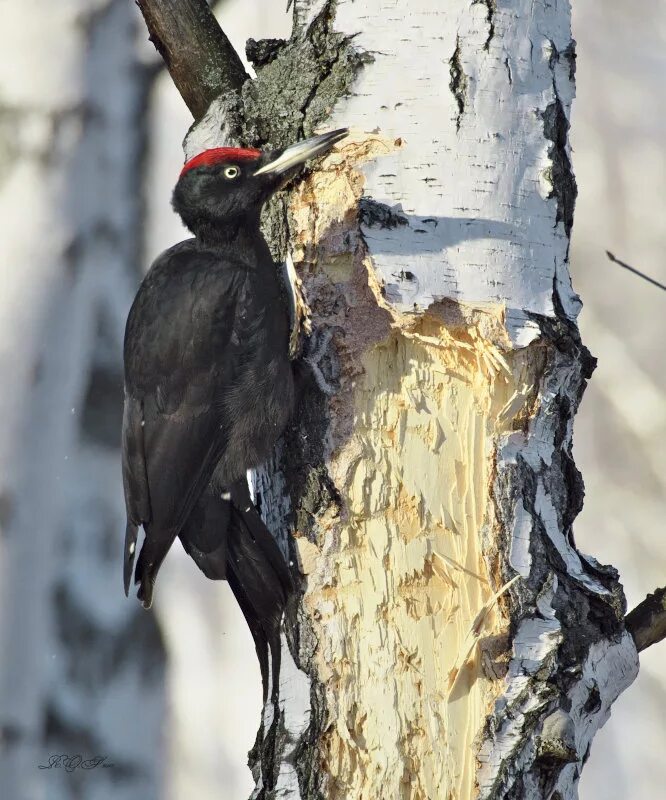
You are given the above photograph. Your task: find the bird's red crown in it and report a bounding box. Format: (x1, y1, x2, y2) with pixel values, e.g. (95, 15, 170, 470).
(180, 147, 262, 178)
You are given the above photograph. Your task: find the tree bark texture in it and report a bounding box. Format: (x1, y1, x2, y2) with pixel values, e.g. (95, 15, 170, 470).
(157, 1, 641, 798)
(626, 587, 666, 653)
(0, 3, 165, 798)
(135, 0, 248, 119)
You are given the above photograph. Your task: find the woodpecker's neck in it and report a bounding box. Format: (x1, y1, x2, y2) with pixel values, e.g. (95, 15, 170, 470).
(194, 210, 262, 249)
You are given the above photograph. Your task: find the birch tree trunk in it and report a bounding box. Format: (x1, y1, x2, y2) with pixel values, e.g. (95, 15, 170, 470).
(0, 4, 165, 798)
(139, 1, 653, 798)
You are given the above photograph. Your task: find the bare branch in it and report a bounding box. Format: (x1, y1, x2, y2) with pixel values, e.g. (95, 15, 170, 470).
(625, 587, 666, 652)
(606, 250, 666, 292)
(135, 0, 249, 119)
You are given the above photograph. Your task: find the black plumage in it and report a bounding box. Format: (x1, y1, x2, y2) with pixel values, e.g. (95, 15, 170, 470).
(121, 129, 346, 697)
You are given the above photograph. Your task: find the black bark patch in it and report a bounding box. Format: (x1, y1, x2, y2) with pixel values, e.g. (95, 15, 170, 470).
(550, 39, 578, 82)
(527, 286, 596, 379)
(246, 38, 287, 68)
(560, 448, 585, 533)
(504, 56, 513, 85)
(359, 198, 409, 229)
(562, 41, 577, 81)
(546, 39, 576, 84)
(541, 97, 577, 237)
(449, 37, 468, 131)
(582, 683, 601, 714)
(473, 0, 496, 50)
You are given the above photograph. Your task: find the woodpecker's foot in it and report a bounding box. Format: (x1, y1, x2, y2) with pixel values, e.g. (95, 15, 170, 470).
(282, 253, 312, 361)
(302, 327, 339, 396)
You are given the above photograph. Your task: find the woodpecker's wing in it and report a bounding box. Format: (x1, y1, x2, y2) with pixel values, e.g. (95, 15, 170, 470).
(121, 241, 247, 606)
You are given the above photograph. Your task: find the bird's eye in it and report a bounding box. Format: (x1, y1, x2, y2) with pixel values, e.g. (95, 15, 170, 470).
(224, 165, 240, 180)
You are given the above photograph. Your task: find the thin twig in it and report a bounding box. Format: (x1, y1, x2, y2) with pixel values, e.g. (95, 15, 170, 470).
(625, 587, 666, 653)
(606, 250, 666, 292)
(135, 0, 249, 119)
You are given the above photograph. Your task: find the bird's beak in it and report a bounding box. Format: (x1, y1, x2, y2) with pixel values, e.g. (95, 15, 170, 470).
(253, 128, 348, 177)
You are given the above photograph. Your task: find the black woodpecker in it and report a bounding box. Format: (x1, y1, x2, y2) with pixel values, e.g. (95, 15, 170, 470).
(121, 129, 347, 693)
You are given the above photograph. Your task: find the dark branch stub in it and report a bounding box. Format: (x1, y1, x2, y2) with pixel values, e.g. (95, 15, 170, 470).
(606, 250, 666, 292)
(135, 0, 249, 119)
(626, 587, 666, 652)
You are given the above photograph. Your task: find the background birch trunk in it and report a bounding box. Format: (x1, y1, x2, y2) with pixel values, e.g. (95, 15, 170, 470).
(0, 3, 165, 798)
(184, 1, 640, 797)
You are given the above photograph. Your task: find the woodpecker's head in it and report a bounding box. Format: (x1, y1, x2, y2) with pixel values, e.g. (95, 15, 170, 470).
(172, 128, 348, 236)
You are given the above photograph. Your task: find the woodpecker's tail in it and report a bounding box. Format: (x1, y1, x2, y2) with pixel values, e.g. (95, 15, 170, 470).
(227, 479, 294, 702)
(133, 523, 180, 609)
(180, 477, 294, 702)
(178, 487, 232, 580)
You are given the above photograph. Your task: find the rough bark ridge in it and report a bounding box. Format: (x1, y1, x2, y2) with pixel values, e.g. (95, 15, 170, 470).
(180, 1, 639, 799)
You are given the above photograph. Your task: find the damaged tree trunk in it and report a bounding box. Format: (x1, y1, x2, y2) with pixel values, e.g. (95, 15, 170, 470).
(136, 1, 656, 798)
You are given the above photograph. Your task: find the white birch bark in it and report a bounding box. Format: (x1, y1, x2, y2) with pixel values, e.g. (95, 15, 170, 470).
(0, 3, 166, 798)
(184, 1, 647, 797)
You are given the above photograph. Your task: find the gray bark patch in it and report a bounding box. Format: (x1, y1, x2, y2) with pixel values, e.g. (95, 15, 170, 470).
(240, 0, 368, 147)
(541, 97, 577, 238)
(449, 36, 468, 131)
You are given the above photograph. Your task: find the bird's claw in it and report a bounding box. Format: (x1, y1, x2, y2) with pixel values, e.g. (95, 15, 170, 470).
(303, 327, 339, 396)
